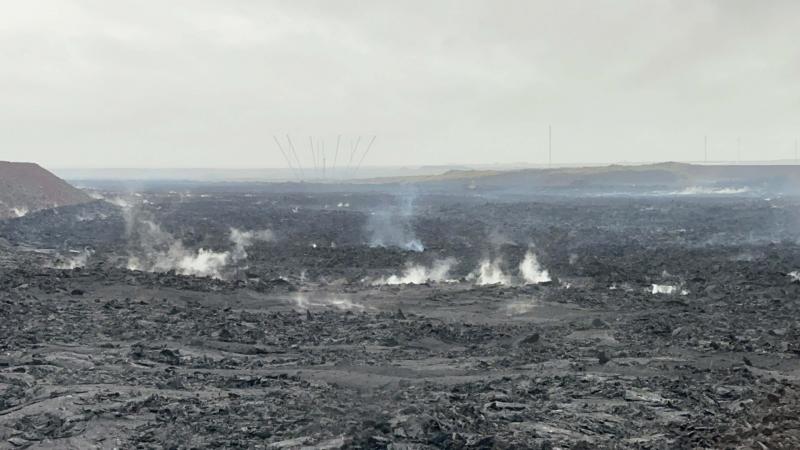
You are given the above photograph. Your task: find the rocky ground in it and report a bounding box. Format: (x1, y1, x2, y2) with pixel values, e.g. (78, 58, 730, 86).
(1, 190, 800, 449)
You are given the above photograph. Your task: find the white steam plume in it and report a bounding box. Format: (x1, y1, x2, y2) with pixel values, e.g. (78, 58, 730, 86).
(112, 196, 275, 279)
(12, 207, 29, 218)
(519, 250, 550, 284)
(230, 228, 274, 262)
(367, 194, 424, 252)
(374, 258, 456, 285)
(127, 219, 230, 279)
(473, 259, 512, 286)
(651, 284, 688, 295)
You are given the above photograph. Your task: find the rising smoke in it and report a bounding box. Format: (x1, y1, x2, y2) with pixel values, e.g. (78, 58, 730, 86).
(471, 249, 550, 286)
(519, 250, 551, 284)
(472, 258, 512, 286)
(116, 197, 273, 279)
(373, 258, 456, 285)
(367, 193, 424, 252)
(230, 228, 275, 262)
(126, 219, 231, 279)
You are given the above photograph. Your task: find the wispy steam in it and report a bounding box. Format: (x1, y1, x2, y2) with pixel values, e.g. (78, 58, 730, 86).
(52, 248, 94, 270)
(230, 228, 274, 262)
(469, 249, 550, 286)
(374, 258, 456, 285)
(293, 293, 367, 311)
(126, 219, 230, 279)
(114, 197, 272, 279)
(368, 194, 424, 252)
(671, 186, 750, 196)
(519, 250, 550, 284)
(472, 259, 512, 286)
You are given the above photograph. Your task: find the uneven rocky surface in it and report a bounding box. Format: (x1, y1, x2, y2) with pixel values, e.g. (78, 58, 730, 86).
(1, 189, 799, 448)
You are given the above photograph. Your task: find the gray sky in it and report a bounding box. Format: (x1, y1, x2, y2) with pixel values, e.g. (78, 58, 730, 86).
(1, 0, 798, 169)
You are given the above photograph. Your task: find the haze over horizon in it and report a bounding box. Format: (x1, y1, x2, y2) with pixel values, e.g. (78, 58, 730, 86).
(2, 1, 799, 169)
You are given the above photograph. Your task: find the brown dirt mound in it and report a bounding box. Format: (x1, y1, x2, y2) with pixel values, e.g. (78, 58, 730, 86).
(0, 161, 92, 219)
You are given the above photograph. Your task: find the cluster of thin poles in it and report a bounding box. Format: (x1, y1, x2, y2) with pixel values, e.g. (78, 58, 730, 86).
(273, 135, 376, 181)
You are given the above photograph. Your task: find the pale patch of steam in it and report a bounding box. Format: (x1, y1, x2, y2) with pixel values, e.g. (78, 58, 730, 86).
(569, 253, 579, 265)
(519, 250, 550, 284)
(292, 293, 367, 311)
(126, 220, 230, 279)
(328, 298, 366, 311)
(52, 248, 94, 270)
(124, 217, 229, 279)
(12, 207, 28, 218)
(76, 212, 108, 222)
(367, 194, 424, 252)
(506, 299, 537, 315)
(374, 258, 456, 285)
(672, 186, 750, 195)
(229, 228, 274, 262)
(473, 258, 512, 286)
(115, 195, 274, 279)
(403, 239, 424, 252)
(107, 196, 134, 209)
(651, 284, 689, 295)
(487, 230, 514, 247)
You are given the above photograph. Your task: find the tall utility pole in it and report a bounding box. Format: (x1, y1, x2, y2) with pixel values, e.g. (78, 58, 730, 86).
(548, 125, 552, 168)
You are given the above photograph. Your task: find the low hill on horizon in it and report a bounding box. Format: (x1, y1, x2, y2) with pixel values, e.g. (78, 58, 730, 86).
(0, 161, 93, 219)
(359, 162, 800, 194)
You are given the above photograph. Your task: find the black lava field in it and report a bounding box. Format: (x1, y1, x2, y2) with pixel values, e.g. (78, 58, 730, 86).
(2, 188, 800, 449)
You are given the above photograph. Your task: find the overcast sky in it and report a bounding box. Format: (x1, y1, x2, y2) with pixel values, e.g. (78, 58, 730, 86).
(1, 0, 798, 169)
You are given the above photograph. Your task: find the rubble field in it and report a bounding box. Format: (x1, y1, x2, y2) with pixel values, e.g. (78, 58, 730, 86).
(1, 189, 800, 449)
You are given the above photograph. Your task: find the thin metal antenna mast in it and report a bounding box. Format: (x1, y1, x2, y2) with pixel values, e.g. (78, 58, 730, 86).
(285, 135, 304, 179)
(354, 135, 377, 176)
(348, 136, 362, 171)
(309, 136, 318, 177)
(273, 136, 298, 180)
(332, 135, 340, 178)
(319, 140, 327, 180)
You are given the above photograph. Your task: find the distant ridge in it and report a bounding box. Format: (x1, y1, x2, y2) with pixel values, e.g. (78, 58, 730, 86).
(355, 162, 800, 194)
(0, 161, 92, 219)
